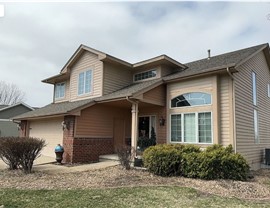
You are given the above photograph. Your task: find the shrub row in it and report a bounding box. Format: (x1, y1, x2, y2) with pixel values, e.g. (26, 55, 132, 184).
(143, 144, 249, 181)
(0, 137, 46, 173)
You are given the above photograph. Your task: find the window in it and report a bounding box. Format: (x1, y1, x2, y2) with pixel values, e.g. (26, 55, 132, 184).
(254, 109, 259, 143)
(268, 84, 270, 98)
(134, 69, 157, 82)
(55, 83, 65, 99)
(252, 72, 257, 105)
(171, 92, 211, 108)
(78, 70, 92, 95)
(171, 114, 181, 142)
(170, 112, 212, 144)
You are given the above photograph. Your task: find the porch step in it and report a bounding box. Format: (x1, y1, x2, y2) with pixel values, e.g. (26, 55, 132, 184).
(99, 154, 120, 162)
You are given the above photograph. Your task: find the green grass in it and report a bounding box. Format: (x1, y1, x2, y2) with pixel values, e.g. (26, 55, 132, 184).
(0, 186, 269, 208)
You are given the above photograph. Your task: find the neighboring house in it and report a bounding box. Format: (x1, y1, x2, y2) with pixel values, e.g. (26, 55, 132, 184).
(0, 103, 34, 137)
(14, 43, 270, 170)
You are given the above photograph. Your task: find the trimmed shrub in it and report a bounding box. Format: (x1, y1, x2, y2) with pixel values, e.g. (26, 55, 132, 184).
(143, 144, 182, 176)
(116, 145, 135, 170)
(0, 137, 46, 173)
(143, 143, 250, 181)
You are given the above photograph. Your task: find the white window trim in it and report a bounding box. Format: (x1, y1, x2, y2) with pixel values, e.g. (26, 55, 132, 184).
(254, 109, 259, 144)
(170, 111, 213, 145)
(252, 71, 257, 106)
(78, 69, 93, 96)
(133, 69, 157, 82)
(55, 82, 65, 99)
(170, 92, 212, 109)
(267, 84, 270, 98)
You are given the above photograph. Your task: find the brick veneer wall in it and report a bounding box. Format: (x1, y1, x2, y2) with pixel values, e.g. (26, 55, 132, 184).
(63, 115, 75, 163)
(72, 137, 114, 163)
(63, 115, 114, 163)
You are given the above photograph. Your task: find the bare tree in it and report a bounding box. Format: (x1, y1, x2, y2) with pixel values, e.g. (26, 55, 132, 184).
(0, 81, 25, 105)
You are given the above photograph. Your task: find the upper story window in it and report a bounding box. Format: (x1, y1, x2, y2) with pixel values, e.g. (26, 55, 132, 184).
(134, 69, 157, 82)
(252, 71, 257, 106)
(55, 83, 65, 99)
(78, 70, 93, 95)
(171, 92, 211, 108)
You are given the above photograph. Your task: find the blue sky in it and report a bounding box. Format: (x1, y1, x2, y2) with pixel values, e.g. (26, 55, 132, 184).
(0, 2, 270, 107)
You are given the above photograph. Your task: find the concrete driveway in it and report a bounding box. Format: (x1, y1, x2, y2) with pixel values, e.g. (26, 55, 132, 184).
(0, 155, 119, 174)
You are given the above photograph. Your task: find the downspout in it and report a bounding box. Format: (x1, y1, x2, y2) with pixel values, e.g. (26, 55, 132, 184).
(126, 96, 139, 157)
(226, 67, 237, 153)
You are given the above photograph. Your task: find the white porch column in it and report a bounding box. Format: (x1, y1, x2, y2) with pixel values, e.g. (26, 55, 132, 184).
(131, 102, 138, 155)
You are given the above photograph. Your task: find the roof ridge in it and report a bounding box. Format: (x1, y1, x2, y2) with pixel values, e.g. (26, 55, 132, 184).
(185, 43, 268, 65)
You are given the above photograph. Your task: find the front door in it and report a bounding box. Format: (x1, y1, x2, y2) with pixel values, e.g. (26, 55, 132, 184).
(139, 116, 156, 138)
(113, 118, 125, 151)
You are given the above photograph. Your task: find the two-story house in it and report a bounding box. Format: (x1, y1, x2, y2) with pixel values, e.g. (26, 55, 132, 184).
(14, 43, 270, 170)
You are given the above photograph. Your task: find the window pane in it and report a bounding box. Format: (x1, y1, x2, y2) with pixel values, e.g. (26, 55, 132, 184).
(254, 109, 259, 143)
(252, 72, 257, 105)
(55, 83, 65, 99)
(78, 72, 84, 95)
(85, 70, 92, 93)
(171, 92, 211, 108)
(184, 113, 196, 142)
(171, 114, 181, 142)
(198, 112, 212, 143)
(134, 69, 157, 81)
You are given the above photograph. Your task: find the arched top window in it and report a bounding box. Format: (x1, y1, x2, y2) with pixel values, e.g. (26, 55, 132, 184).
(171, 92, 211, 108)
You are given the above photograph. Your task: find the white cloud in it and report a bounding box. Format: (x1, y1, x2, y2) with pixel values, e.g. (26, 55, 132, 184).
(0, 2, 269, 107)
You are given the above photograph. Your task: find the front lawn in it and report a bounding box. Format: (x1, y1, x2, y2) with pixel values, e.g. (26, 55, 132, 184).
(0, 186, 270, 208)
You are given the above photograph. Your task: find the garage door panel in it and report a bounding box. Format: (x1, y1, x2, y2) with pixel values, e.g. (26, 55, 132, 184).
(29, 118, 63, 157)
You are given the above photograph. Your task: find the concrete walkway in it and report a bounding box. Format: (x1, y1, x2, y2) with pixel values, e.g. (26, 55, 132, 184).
(0, 155, 120, 174)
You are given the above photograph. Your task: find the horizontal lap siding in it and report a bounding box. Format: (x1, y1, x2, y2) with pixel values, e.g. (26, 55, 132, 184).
(75, 104, 131, 139)
(103, 63, 132, 95)
(70, 51, 103, 101)
(219, 75, 232, 146)
(234, 51, 270, 169)
(143, 85, 166, 106)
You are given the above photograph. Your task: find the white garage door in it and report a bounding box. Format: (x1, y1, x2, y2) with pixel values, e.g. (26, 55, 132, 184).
(29, 117, 63, 157)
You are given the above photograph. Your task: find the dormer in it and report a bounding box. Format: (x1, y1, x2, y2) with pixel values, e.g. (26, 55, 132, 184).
(132, 55, 187, 83)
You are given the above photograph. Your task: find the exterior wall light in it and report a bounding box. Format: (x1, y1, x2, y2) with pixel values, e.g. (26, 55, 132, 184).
(61, 121, 70, 130)
(159, 117, 165, 126)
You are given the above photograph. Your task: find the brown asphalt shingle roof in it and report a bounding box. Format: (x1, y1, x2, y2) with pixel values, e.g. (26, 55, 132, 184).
(14, 79, 162, 120)
(14, 43, 269, 120)
(164, 43, 268, 81)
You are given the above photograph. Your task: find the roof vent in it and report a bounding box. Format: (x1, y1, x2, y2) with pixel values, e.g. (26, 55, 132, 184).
(207, 49, 211, 60)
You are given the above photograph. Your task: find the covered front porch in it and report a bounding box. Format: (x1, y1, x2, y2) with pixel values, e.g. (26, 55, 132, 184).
(64, 84, 167, 163)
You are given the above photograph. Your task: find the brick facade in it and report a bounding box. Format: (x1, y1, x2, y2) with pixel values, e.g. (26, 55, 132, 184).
(63, 115, 114, 163)
(63, 115, 75, 163)
(72, 137, 114, 163)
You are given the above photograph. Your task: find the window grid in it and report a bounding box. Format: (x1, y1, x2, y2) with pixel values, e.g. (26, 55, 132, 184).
(78, 70, 92, 95)
(170, 112, 212, 144)
(55, 83, 65, 99)
(171, 92, 212, 108)
(134, 70, 157, 82)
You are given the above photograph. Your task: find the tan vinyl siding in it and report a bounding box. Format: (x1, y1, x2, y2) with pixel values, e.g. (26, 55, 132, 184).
(143, 85, 166, 106)
(167, 76, 219, 146)
(234, 51, 270, 169)
(103, 63, 132, 95)
(69, 51, 103, 101)
(219, 75, 232, 146)
(160, 65, 179, 77)
(75, 104, 131, 138)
